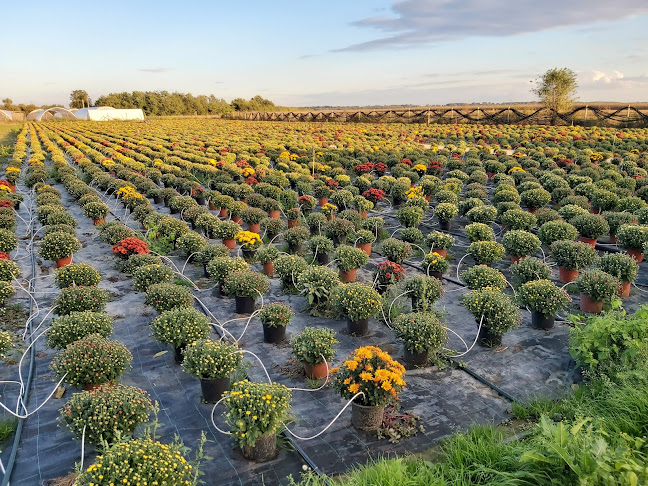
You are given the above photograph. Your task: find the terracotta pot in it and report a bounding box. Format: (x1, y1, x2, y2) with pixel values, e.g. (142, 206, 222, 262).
(56, 255, 73, 268)
(200, 377, 230, 403)
(248, 223, 261, 233)
(351, 402, 384, 431)
(510, 255, 525, 264)
(609, 234, 617, 244)
(223, 238, 236, 250)
(242, 432, 277, 462)
(403, 348, 429, 368)
(424, 194, 432, 202)
(232, 216, 243, 225)
(235, 295, 255, 314)
(84, 382, 111, 392)
(432, 248, 447, 258)
(304, 361, 329, 379)
(287, 219, 299, 228)
(318, 197, 328, 207)
(358, 243, 372, 256)
(580, 293, 603, 314)
(339, 268, 357, 283)
(478, 326, 502, 347)
(558, 266, 578, 283)
(326, 214, 334, 221)
(269, 210, 281, 219)
(579, 236, 597, 248)
(531, 311, 554, 330)
(627, 248, 644, 263)
(347, 317, 369, 336)
(262, 324, 286, 344)
(93, 217, 106, 226)
(262, 261, 274, 276)
(6, 184, 15, 193)
(219, 208, 228, 218)
(619, 281, 631, 298)
(487, 172, 495, 179)
(208, 202, 217, 210)
(360, 210, 368, 219)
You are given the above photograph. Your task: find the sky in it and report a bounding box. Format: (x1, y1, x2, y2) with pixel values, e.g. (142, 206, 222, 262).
(2, 0, 648, 107)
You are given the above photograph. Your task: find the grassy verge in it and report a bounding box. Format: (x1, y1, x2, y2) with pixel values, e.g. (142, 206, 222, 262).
(291, 305, 648, 485)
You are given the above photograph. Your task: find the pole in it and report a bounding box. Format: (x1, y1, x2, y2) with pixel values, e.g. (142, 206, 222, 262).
(427, 107, 430, 126)
(584, 105, 588, 123)
(507, 106, 510, 124)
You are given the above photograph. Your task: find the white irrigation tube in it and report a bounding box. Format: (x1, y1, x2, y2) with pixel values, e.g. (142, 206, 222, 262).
(80, 425, 86, 473)
(456, 253, 469, 281)
(445, 314, 484, 358)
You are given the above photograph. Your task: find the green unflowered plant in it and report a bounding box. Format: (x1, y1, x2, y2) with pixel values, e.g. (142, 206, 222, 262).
(462, 288, 520, 337)
(616, 224, 648, 250)
(206, 256, 248, 284)
(576, 269, 619, 303)
(598, 253, 639, 283)
(570, 213, 610, 240)
(550, 240, 598, 270)
(510, 256, 552, 287)
(500, 209, 537, 231)
(296, 266, 341, 308)
(502, 230, 541, 258)
(53, 286, 110, 316)
(380, 238, 412, 264)
(145, 282, 194, 312)
(393, 312, 447, 354)
(291, 327, 338, 365)
(404, 275, 443, 312)
(334, 245, 369, 271)
(397, 206, 424, 228)
(466, 205, 497, 224)
(46, 311, 113, 349)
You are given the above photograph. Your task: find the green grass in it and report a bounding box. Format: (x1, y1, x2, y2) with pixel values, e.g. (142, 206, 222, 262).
(0, 417, 17, 443)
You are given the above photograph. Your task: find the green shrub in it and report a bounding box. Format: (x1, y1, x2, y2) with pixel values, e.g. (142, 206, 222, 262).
(462, 288, 520, 337)
(467, 240, 505, 264)
(181, 338, 241, 379)
(223, 269, 270, 297)
(0, 259, 20, 281)
(460, 265, 507, 290)
(291, 327, 338, 364)
(54, 263, 101, 288)
(518, 279, 571, 318)
(145, 283, 194, 312)
(380, 238, 412, 264)
(132, 264, 174, 292)
(54, 286, 110, 316)
(576, 270, 619, 302)
(296, 266, 341, 307)
(598, 253, 639, 283)
(46, 311, 113, 349)
(465, 223, 495, 243)
(149, 307, 211, 348)
(393, 312, 447, 354)
(502, 230, 541, 258)
(537, 220, 578, 247)
(510, 257, 552, 286)
(550, 240, 598, 270)
(404, 276, 443, 312)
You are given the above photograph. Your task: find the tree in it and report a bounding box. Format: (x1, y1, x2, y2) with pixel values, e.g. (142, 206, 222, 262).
(2, 98, 12, 110)
(532, 68, 578, 124)
(70, 90, 91, 109)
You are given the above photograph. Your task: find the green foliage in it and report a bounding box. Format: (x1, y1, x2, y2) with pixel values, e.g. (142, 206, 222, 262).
(132, 264, 175, 292)
(575, 269, 619, 302)
(46, 311, 113, 349)
(532, 67, 579, 119)
(550, 240, 598, 270)
(145, 283, 194, 312)
(462, 288, 520, 336)
(502, 230, 541, 258)
(518, 279, 572, 317)
(223, 269, 269, 298)
(181, 339, 241, 379)
(460, 265, 507, 290)
(331, 282, 382, 321)
(54, 286, 110, 316)
(54, 263, 101, 288)
(291, 327, 338, 364)
(465, 222, 495, 243)
(393, 312, 447, 354)
(149, 307, 211, 348)
(296, 266, 341, 308)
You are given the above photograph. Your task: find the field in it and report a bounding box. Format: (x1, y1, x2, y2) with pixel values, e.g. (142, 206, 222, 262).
(1, 119, 648, 485)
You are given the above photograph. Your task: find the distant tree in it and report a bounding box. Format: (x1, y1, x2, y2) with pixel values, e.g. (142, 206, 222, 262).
(70, 90, 91, 109)
(2, 98, 12, 110)
(532, 68, 578, 124)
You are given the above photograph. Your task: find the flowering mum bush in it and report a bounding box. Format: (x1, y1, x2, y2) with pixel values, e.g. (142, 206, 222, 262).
(0, 330, 12, 358)
(257, 302, 294, 327)
(53, 286, 110, 316)
(616, 224, 648, 250)
(502, 230, 541, 258)
(331, 282, 383, 321)
(54, 263, 101, 288)
(373, 260, 406, 290)
(206, 256, 248, 283)
(550, 240, 598, 270)
(39, 231, 81, 262)
(181, 338, 241, 379)
(461, 265, 507, 290)
(468, 240, 505, 264)
(537, 220, 579, 247)
(424, 231, 454, 251)
(334, 245, 369, 272)
(332, 346, 406, 406)
(46, 311, 113, 349)
(51, 334, 132, 387)
(150, 307, 211, 348)
(598, 253, 639, 283)
(511, 257, 552, 286)
(75, 438, 195, 486)
(223, 380, 292, 449)
(112, 237, 149, 259)
(462, 288, 520, 336)
(223, 269, 270, 297)
(576, 270, 620, 302)
(145, 282, 194, 312)
(518, 279, 572, 317)
(291, 327, 338, 364)
(235, 230, 262, 251)
(0, 229, 17, 253)
(132, 264, 175, 292)
(500, 209, 537, 232)
(362, 188, 385, 204)
(404, 275, 444, 311)
(0, 280, 15, 304)
(59, 384, 153, 445)
(380, 238, 412, 264)
(393, 312, 447, 354)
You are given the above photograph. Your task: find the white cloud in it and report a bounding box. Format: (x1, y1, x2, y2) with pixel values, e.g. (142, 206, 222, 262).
(336, 0, 648, 51)
(591, 70, 626, 84)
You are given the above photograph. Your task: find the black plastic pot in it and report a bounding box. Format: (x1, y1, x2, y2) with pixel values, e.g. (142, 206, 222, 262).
(531, 311, 555, 330)
(403, 348, 429, 368)
(478, 327, 502, 348)
(316, 252, 330, 265)
(200, 377, 230, 403)
(263, 324, 286, 344)
(439, 221, 451, 231)
(153, 196, 163, 204)
(347, 317, 369, 337)
(174, 346, 185, 364)
(235, 295, 255, 314)
(195, 197, 206, 206)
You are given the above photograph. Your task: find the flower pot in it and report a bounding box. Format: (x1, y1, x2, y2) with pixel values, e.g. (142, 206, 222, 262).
(203, 264, 210, 278)
(531, 311, 554, 330)
(248, 223, 261, 234)
(269, 210, 281, 219)
(263, 324, 286, 344)
(558, 266, 578, 283)
(242, 249, 256, 261)
(439, 220, 451, 231)
(55, 255, 73, 268)
(304, 361, 328, 379)
(478, 326, 502, 348)
(208, 202, 217, 210)
(431, 248, 447, 258)
(627, 248, 644, 263)
(403, 348, 429, 368)
(510, 255, 525, 264)
(287, 219, 299, 228)
(339, 268, 357, 283)
(347, 317, 369, 336)
(235, 295, 255, 314)
(579, 236, 597, 248)
(223, 238, 236, 250)
(619, 280, 631, 298)
(93, 217, 106, 226)
(331, 235, 346, 246)
(360, 210, 368, 219)
(232, 216, 243, 225)
(200, 377, 230, 403)
(318, 197, 328, 207)
(195, 197, 206, 206)
(609, 233, 617, 244)
(326, 214, 334, 222)
(351, 402, 384, 432)
(424, 194, 432, 202)
(84, 382, 111, 392)
(174, 346, 185, 364)
(170, 207, 179, 214)
(262, 261, 274, 276)
(580, 293, 603, 314)
(219, 208, 228, 218)
(6, 184, 15, 193)
(358, 243, 372, 256)
(430, 270, 443, 280)
(241, 432, 277, 462)
(287, 242, 302, 254)
(316, 253, 330, 265)
(153, 196, 163, 204)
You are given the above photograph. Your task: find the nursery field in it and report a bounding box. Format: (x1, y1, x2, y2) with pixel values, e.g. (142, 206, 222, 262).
(1, 119, 648, 485)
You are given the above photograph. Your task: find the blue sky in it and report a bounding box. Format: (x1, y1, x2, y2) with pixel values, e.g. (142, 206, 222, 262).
(2, 0, 648, 107)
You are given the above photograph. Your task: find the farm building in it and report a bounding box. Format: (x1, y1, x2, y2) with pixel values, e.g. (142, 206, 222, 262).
(74, 106, 145, 121)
